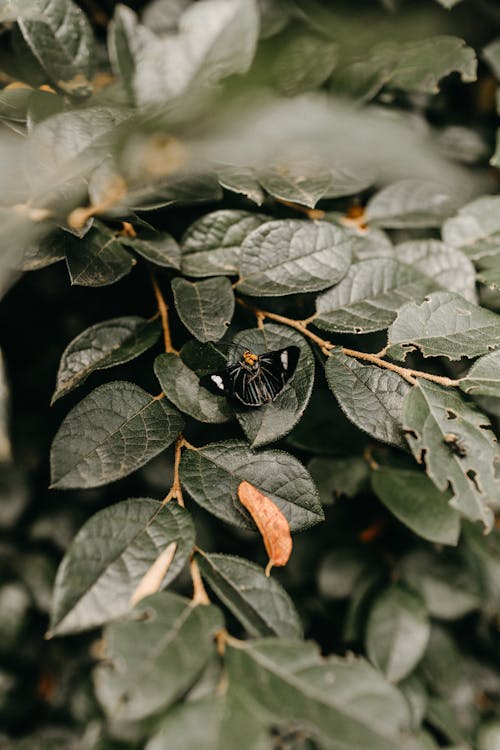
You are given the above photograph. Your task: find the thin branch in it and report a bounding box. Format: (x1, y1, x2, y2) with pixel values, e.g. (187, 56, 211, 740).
(162, 435, 185, 506)
(236, 298, 461, 388)
(190, 556, 210, 606)
(150, 270, 178, 354)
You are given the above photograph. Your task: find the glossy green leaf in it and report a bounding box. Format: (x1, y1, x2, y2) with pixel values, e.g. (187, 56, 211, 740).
(154, 352, 232, 423)
(50, 381, 184, 488)
(226, 640, 411, 750)
(366, 585, 430, 682)
(49, 499, 194, 635)
(230, 324, 315, 448)
(196, 550, 302, 638)
(314, 258, 438, 334)
(403, 381, 498, 530)
(94, 592, 223, 720)
(366, 180, 456, 228)
(181, 210, 269, 278)
(179, 439, 324, 531)
(171, 277, 235, 343)
(459, 350, 500, 397)
(308, 456, 369, 504)
(52, 316, 161, 402)
(65, 224, 136, 287)
(17, 0, 95, 97)
(387, 292, 500, 361)
(325, 350, 410, 448)
(237, 219, 352, 296)
(372, 468, 460, 545)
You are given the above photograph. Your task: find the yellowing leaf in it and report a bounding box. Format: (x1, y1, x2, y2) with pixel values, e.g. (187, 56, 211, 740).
(129, 541, 177, 607)
(237, 480, 292, 575)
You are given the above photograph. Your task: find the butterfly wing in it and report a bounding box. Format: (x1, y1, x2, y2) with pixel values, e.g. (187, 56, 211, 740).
(199, 363, 242, 398)
(258, 346, 300, 402)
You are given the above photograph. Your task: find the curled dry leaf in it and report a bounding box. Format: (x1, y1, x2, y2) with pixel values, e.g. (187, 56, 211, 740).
(129, 541, 177, 608)
(237, 480, 292, 575)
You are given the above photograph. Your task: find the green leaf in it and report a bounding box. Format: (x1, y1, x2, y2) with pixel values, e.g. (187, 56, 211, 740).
(366, 584, 430, 683)
(396, 240, 477, 304)
(258, 159, 333, 208)
(179, 440, 324, 531)
(387, 292, 500, 361)
(120, 227, 181, 269)
(65, 224, 136, 287)
(52, 316, 161, 403)
(217, 165, 265, 205)
(308, 456, 369, 504)
(16, 230, 66, 271)
(181, 210, 269, 278)
(146, 693, 270, 750)
(372, 468, 460, 545)
(236, 220, 352, 296)
(196, 550, 302, 638)
(17, 0, 95, 97)
(94, 592, 223, 720)
(226, 640, 410, 750)
(127, 0, 259, 106)
(154, 352, 232, 423)
(442, 196, 500, 260)
(400, 550, 481, 620)
(171, 277, 235, 343)
(318, 547, 373, 599)
(403, 381, 498, 530)
(314, 258, 438, 334)
(459, 350, 500, 398)
(365, 180, 456, 228)
(325, 350, 410, 448)
(270, 32, 337, 96)
(230, 324, 315, 448)
(50, 381, 184, 489)
(49, 499, 194, 635)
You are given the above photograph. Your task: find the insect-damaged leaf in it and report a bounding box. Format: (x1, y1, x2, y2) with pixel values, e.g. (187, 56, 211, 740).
(181, 210, 269, 277)
(171, 276, 235, 343)
(94, 592, 223, 721)
(50, 381, 184, 488)
(459, 350, 500, 398)
(196, 550, 302, 638)
(226, 640, 411, 750)
(230, 324, 314, 448)
(155, 353, 232, 424)
(48, 499, 194, 635)
(179, 440, 323, 532)
(52, 316, 161, 402)
(403, 381, 499, 530)
(238, 481, 292, 574)
(236, 219, 352, 296)
(387, 292, 500, 361)
(325, 350, 411, 448)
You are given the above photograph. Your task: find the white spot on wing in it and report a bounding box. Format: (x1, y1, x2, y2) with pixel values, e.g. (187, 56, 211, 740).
(280, 350, 288, 370)
(212, 375, 224, 390)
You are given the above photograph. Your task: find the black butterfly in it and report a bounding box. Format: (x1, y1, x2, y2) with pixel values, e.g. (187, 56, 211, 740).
(199, 346, 300, 407)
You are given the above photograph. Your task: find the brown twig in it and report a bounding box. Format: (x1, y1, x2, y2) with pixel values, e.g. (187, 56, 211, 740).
(162, 436, 186, 506)
(190, 556, 210, 606)
(150, 270, 178, 354)
(236, 298, 461, 388)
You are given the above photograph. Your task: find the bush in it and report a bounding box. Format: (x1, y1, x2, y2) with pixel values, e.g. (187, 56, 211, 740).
(1, 0, 500, 748)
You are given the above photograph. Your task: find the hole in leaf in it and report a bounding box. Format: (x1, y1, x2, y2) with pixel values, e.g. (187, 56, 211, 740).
(466, 469, 481, 493)
(446, 409, 458, 420)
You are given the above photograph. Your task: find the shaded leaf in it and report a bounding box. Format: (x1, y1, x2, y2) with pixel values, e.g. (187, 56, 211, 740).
(270, 32, 337, 96)
(372, 468, 460, 545)
(179, 440, 324, 532)
(94, 592, 223, 720)
(171, 276, 235, 343)
(230, 324, 315, 448)
(237, 219, 352, 296)
(17, 0, 95, 97)
(65, 224, 136, 287)
(387, 291, 500, 361)
(49, 499, 194, 635)
(154, 352, 232, 423)
(120, 227, 181, 269)
(52, 316, 161, 402)
(50, 381, 184, 489)
(16, 230, 66, 271)
(365, 180, 456, 228)
(325, 350, 410, 448)
(442, 196, 500, 261)
(483, 39, 500, 79)
(318, 547, 373, 600)
(238, 480, 292, 572)
(308, 456, 369, 504)
(217, 165, 265, 205)
(366, 584, 430, 683)
(403, 380, 498, 529)
(226, 640, 410, 750)
(459, 350, 500, 398)
(181, 209, 269, 277)
(259, 159, 333, 208)
(196, 550, 302, 638)
(314, 258, 438, 334)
